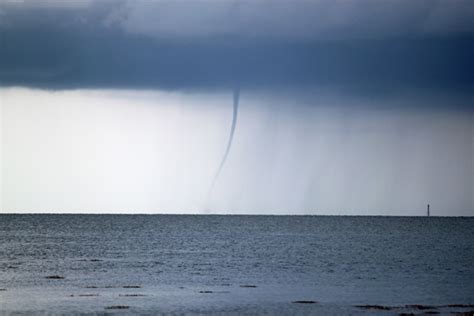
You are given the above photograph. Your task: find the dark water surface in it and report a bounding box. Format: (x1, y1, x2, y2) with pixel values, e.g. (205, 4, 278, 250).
(0, 215, 473, 315)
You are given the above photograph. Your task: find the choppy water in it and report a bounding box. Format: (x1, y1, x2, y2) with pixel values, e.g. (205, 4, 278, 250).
(0, 215, 473, 315)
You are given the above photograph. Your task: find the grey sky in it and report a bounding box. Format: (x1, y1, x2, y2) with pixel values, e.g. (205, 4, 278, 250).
(1, 88, 472, 215)
(3, 0, 473, 38)
(118, 0, 474, 39)
(0, 1, 472, 215)
(0, 0, 473, 94)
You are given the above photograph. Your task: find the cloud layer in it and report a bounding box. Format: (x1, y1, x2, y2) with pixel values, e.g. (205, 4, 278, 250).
(3, 0, 474, 39)
(118, 0, 474, 39)
(0, 0, 473, 95)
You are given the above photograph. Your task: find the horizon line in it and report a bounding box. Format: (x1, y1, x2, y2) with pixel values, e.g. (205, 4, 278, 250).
(0, 212, 472, 217)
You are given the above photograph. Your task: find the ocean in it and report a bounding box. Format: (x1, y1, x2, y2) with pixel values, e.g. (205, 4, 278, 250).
(0, 215, 473, 315)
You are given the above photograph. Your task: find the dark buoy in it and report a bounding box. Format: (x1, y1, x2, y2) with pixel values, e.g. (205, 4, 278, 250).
(427, 204, 430, 217)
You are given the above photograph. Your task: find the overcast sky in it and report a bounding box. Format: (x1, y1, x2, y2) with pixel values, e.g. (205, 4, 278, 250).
(0, 0, 473, 215)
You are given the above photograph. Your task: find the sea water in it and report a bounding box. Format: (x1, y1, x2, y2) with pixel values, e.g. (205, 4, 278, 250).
(0, 215, 473, 314)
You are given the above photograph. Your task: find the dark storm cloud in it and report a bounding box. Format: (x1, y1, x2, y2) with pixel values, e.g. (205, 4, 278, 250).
(0, 0, 473, 96)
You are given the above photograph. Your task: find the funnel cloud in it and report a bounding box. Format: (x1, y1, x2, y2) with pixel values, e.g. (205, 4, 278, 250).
(207, 88, 240, 206)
